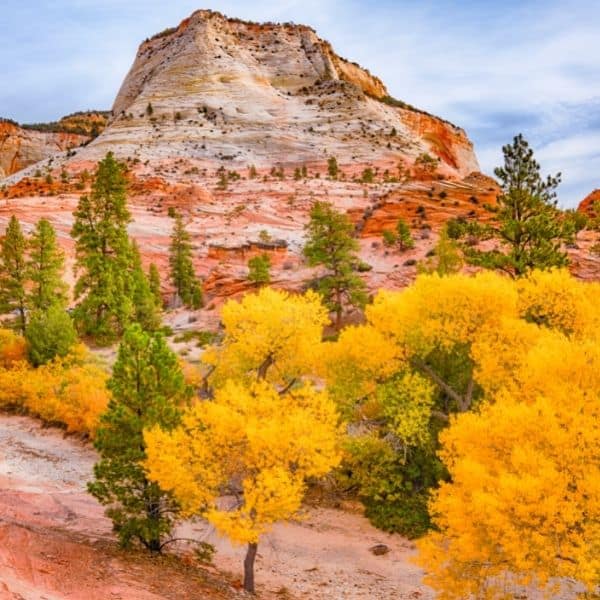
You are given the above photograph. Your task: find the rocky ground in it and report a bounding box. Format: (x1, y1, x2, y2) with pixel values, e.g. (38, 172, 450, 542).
(0, 415, 432, 599)
(0, 163, 504, 309)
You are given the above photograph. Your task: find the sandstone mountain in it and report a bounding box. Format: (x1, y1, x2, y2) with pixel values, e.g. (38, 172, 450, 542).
(73, 9, 479, 178)
(8, 10, 594, 314)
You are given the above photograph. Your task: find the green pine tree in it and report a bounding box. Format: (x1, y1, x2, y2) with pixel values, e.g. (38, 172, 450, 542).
(396, 219, 415, 251)
(148, 263, 162, 307)
(247, 253, 271, 286)
(71, 152, 134, 342)
(168, 213, 203, 309)
(0, 215, 28, 333)
(303, 201, 367, 329)
(465, 134, 574, 276)
(129, 241, 160, 331)
(27, 218, 68, 311)
(88, 324, 191, 551)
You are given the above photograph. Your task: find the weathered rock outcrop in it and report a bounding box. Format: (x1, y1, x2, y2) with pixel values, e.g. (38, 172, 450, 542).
(578, 189, 600, 216)
(0, 120, 86, 177)
(74, 9, 478, 178)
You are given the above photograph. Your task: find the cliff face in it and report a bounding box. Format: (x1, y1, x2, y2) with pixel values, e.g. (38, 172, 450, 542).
(0, 121, 87, 178)
(76, 10, 478, 178)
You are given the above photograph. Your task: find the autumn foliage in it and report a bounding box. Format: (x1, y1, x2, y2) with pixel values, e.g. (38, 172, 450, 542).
(145, 287, 340, 592)
(0, 264, 598, 598)
(417, 334, 600, 598)
(0, 332, 109, 436)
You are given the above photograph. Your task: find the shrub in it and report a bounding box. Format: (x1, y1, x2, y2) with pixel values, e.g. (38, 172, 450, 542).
(361, 168, 375, 184)
(327, 156, 339, 179)
(382, 230, 397, 247)
(0, 344, 110, 436)
(25, 306, 78, 366)
(248, 254, 271, 286)
(0, 329, 27, 368)
(338, 435, 442, 538)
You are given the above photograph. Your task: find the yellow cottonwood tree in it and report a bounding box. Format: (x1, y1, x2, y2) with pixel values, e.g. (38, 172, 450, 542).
(202, 286, 329, 389)
(323, 269, 600, 537)
(146, 287, 339, 592)
(144, 380, 341, 593)
(417, 334, 600, 598)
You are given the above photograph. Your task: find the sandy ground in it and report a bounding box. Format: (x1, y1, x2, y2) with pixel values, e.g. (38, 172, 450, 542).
(0, 414, 432, 600)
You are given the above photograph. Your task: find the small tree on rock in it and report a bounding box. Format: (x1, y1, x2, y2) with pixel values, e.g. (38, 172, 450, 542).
(396, 219, 415, 251)
(247, 253, 271, 287)
(327, 156, 339, 179)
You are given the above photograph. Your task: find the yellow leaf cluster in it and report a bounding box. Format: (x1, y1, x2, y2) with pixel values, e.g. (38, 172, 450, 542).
(366, 271, 519, 354)
(379, 372, 435, 448)
(203, 287, 329, 387)
(323, 324, 401, 415)
(145, 379, 341, 544)
(517, 268, 600, 338)
(417, 334, 600, 597)
(0, 328, 28, 368)
(0, 334, 109, 437)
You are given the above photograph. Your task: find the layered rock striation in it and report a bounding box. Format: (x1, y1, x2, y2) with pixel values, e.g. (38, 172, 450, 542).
(75, 10, 478, 178)
(0, 120, 87, 178)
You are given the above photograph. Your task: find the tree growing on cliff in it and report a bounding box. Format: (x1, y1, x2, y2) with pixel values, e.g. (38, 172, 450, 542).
(88, 324, 191, 551)
(303, 201, 367, 329)
(71, 152, 134, 342)
(463, 135, 574, 276)
(0, 215, 28, 333)
(327, 156, 339, 179)
(396, 219, 415, 251)
(247, 253, 271, 286)
(27, 218, 68, 311)
(381, 218, 415, 251)
(168, 212, 203, 309)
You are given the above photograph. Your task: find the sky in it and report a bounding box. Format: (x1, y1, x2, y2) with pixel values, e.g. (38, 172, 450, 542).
(1, 0, 599, 207)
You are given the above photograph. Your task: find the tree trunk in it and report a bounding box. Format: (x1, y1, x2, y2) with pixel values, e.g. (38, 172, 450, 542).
(243, 542, 258, 593)
(18, 303, 26, 334)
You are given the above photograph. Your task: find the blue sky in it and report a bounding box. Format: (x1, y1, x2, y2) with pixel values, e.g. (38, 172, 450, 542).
(2, 0, 599, 207)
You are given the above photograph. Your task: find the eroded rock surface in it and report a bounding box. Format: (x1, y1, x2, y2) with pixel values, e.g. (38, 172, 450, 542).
(0, 414, 431, 599)
(0, 121, 87, 178)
